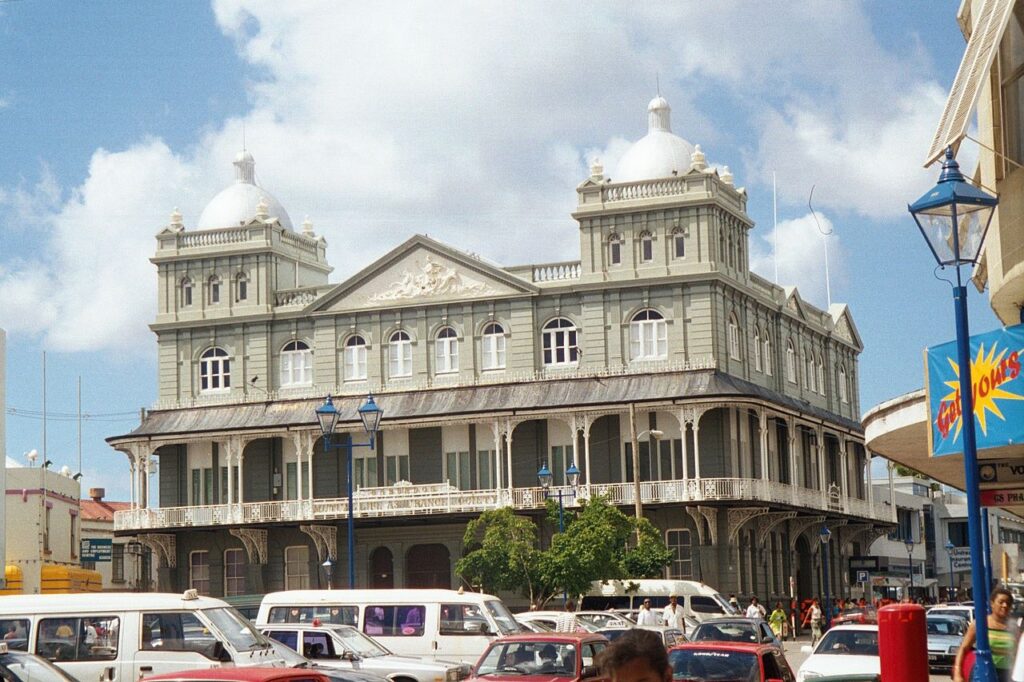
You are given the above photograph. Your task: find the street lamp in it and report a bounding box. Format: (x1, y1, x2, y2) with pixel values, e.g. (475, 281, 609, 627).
(315, 394, 384, 589)
(322, 558, 334, 590)
(819, 526, 832, 629)
(945, 539, 956, 601)
(538, 461, 580, 604)
(909, 146, 999, 682)
(904, 538, 915, 598)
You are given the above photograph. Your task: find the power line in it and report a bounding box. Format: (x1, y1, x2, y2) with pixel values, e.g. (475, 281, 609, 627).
(6, 407, 138, 422)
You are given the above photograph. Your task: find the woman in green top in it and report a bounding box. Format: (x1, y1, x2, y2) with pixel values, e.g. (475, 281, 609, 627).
(768, 602, 787, 641)
(953, 586, 1018, 682)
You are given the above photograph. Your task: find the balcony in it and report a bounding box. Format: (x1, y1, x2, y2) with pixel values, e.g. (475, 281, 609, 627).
(114, 477, 894, 531)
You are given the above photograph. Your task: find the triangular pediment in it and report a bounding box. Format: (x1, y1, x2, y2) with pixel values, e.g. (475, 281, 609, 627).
(309, 235, 537, 313)
(783, 286, 806, 320)
(829, 303, 864, 351)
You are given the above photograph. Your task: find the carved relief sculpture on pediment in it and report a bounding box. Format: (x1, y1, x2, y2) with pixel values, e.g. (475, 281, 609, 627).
(369, 255, 499, 303)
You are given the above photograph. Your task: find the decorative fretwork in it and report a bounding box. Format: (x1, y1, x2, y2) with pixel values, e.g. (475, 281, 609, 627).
(728, 507, 769, 542)
(229, 528, 268, 564)
(138, 533, 176, 568)
(787, 515, 826, 551)
(685, 507, 706, 545)
(697, 506, 719, 546)
(755, 511, 797, 545)
(300, 524, 338, 561)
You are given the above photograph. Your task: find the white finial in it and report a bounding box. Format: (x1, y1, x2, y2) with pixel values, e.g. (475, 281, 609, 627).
(256, 196, 270, 220)
(721, 166, 734, 186)
(690, 145, 707, 171)
(590, 158, 604, 179)
(647, 95, 671, 132)
(234, 150, 256, 184)
(302, 215, 314, 236)
(169, 207, 184, 231)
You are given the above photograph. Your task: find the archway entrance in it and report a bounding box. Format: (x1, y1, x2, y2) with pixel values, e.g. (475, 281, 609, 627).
(405, 544, 451, 588)
(795, 535, 813, 601)
(370, 547, 394, 589)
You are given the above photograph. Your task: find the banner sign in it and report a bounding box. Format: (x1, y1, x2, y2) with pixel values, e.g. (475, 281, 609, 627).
(80, 538, 113, 562)
(925, 324, 1024, 457)
(980, 488, 1024, 507)
(978, 459, 1024, 488)
(948, 547, 971, 571)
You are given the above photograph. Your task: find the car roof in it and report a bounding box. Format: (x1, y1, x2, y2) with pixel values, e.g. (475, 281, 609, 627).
(669, 642, 773, 654)
(489, 633, 606, 644)
(146, 668, 327, 682)
(695, 617, 761, 625)
(822, 624, 878, 632)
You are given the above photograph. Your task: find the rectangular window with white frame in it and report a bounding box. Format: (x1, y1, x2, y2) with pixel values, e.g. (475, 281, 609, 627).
(476, 450, 494, 489)
(666, 528, 693, 579)
(189, 550, 210, 595)
(224, 548, 246, 596)
(354, 451, 378, 489)
(285, 545, 310, 589)
(445, 451, 472, 489)
(386, 454, 410, 485)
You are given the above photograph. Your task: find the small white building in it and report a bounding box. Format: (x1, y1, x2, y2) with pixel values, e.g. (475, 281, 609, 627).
(80, 488, 154, 591)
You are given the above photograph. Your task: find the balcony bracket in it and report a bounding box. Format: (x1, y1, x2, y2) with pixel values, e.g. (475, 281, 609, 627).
(300, 524, 338, 561)
(728, 507, 769, 543)
(685, 505, 720, 546)
(229, 528, 268, 564)
(138, 533, 176, 568)
(755, 511, 797, 545)
(787, 515, 826, 551)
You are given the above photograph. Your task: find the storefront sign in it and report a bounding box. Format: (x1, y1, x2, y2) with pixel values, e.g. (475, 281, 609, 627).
(925, 324, 1024, 457)
(80, 538, 113, 562)
(980, 488, 1024, 507)
(978, 459, 1024, 488)
(948, 547, 971, 570)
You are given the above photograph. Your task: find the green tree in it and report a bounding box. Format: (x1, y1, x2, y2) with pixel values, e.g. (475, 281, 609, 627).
(456, 507, 554, 605)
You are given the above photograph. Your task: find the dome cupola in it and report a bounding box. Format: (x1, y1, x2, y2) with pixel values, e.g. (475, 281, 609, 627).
(614, 96, 696, 183)
(196, 151, 293, 230)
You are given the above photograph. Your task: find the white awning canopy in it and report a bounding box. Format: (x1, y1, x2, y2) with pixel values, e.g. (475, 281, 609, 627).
(925, 0, 1016, 166)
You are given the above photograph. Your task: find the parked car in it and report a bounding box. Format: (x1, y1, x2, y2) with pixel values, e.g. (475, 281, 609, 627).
(830, 607, 878, 628)
(259, 624, 469, 682)
(796, 625, 879, 682)
(514, 612, 599, 633)
(573, 612, 634, 630)
(514, 619, 554, 633)
(926, 614, 967, 672)
(927, 604, 975, 622)
(688, 617, 781, 648)
(263, 637, 389, 682)
(465, 633, 608, 682)
(144, 667, 336, 682)
(667, 641, 794, 682)
(0, 643, 76, 682)
(595, 626, 686, 649)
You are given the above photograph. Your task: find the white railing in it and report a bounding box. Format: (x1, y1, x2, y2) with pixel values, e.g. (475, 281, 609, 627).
(114, 477, 891, 531)
(280, 231, 319, 258)
(602, 178, 690, 202)
(176, 227, 254, 249)
(532, 262, 581, 282)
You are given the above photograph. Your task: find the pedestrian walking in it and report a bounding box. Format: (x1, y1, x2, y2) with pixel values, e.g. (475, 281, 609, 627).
(803, 598, 823, 645)
(555, 600, 579, 633)
(636, 599, 659, 626)
(745, 597, 765, 620)
(954, 586, 1017, 682)
(768, 602, 787, 641)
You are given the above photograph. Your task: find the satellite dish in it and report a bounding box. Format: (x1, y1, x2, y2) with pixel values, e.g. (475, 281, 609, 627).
(25, 449, 38, 464)
(60, 465, 71, 477)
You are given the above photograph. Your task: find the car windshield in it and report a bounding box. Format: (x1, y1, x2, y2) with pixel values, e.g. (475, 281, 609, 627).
(485, 601, 522, 635)
(815, 629, 878, 656)
(692, 623, 757, 643)
(202, 607, 266, 652)
(476, 641, 578, 676)
(332, 626, 391, 657)
(0, 651, 77, 682)
(668, 649, 757, 682)
(927, 619, 963, 636)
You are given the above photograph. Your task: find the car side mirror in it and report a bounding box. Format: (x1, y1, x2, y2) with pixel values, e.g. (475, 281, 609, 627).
(800, 645, 812, 655)
(211, 641, 233, 663)
(581, 665, 600, 679)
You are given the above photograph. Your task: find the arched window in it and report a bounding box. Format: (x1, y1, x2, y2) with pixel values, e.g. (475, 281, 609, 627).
(786, 341, 797, 383)
(344, 335, 367, 381)
(630, 310, 667, 361)
(728, 314, 741, 361)
(753, 328, 762, 371)
(805, 349, 815, 391)
(200, 347, 230, 392)
(672, 227, 685, 259)
(181, 277, 193, 307)
(281, 340, 312, 387)
(542, 318, 578, 366)
(389, 331, 412, 377)
(640, 231, 654, 262)
(609, 233, 622, 266)
(816, 353, 825, 395)
(435, 327, 458, 374)
(764, 332, 773, 376)
(209, 276, 222, 305)
(236, 273, 248, 302)
(482, 322, 506, 370)
(839, 364, 849, 403)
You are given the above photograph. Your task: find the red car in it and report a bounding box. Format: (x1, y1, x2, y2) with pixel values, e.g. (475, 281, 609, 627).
(144, 668, 333, 682)
(830, 607, 878, 628)
(667, 642, 795, 682)
(466, 633, 609, 682)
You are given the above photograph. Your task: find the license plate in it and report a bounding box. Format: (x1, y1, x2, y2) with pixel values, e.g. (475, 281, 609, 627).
(928, 655, 939, 661)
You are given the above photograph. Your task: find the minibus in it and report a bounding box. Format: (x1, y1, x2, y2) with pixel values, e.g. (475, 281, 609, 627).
(580, 579, 734, 622)
(0, 590, 287, 681)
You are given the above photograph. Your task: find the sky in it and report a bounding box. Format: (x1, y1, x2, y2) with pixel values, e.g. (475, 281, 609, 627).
(0, 1, 1003, 502)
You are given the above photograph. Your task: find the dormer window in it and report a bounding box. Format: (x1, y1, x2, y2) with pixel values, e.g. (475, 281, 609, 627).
(640, 231, 654, 262)
(209, 276, 222, 305)
(181, 278, 194, 307)
(609, 234, 622, 266)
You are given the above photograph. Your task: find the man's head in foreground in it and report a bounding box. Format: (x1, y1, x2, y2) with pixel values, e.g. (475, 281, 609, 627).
(596, 629, 670, 682)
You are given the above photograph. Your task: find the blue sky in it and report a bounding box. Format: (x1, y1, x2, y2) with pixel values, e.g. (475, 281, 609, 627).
(0, 2, 1000, 500)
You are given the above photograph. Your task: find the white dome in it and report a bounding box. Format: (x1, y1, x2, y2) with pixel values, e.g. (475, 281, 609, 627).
(196, 152, 293, 230)
(614, 96, 696, 183)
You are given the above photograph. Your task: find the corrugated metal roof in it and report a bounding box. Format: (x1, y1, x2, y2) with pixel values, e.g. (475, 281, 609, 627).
(108, 370, 862, 443)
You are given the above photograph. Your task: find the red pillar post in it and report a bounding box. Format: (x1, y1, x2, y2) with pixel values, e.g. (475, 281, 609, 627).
(878, 603, 928, 682)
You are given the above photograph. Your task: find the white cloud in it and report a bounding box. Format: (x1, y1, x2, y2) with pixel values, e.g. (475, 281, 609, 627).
(750, 212, 845, 311)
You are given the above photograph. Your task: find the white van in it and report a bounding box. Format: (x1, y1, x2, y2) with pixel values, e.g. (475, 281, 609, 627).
(256, 589, 520, 664)
(0, 591, 287, 681)
(579, 579, 734, 623)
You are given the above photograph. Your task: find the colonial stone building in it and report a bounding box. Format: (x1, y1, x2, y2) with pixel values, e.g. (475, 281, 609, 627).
(108, 96, 894, 606)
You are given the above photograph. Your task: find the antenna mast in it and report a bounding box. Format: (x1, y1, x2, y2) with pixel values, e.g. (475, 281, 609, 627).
(772, 171, 778, 284)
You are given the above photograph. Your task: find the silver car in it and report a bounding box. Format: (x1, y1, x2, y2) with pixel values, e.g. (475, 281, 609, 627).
(926, 614, 966, 671)
(261, 624, 469, 682)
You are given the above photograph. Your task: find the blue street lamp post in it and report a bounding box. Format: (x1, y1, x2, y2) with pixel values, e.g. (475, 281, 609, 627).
(909, 147, 999, 682)
(945, 540, 956, 601)
(905, 539, 915, 598)
(315, 394, 384, 590)
(538, 462, 581, 602)
(820, 526, 832, 629)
